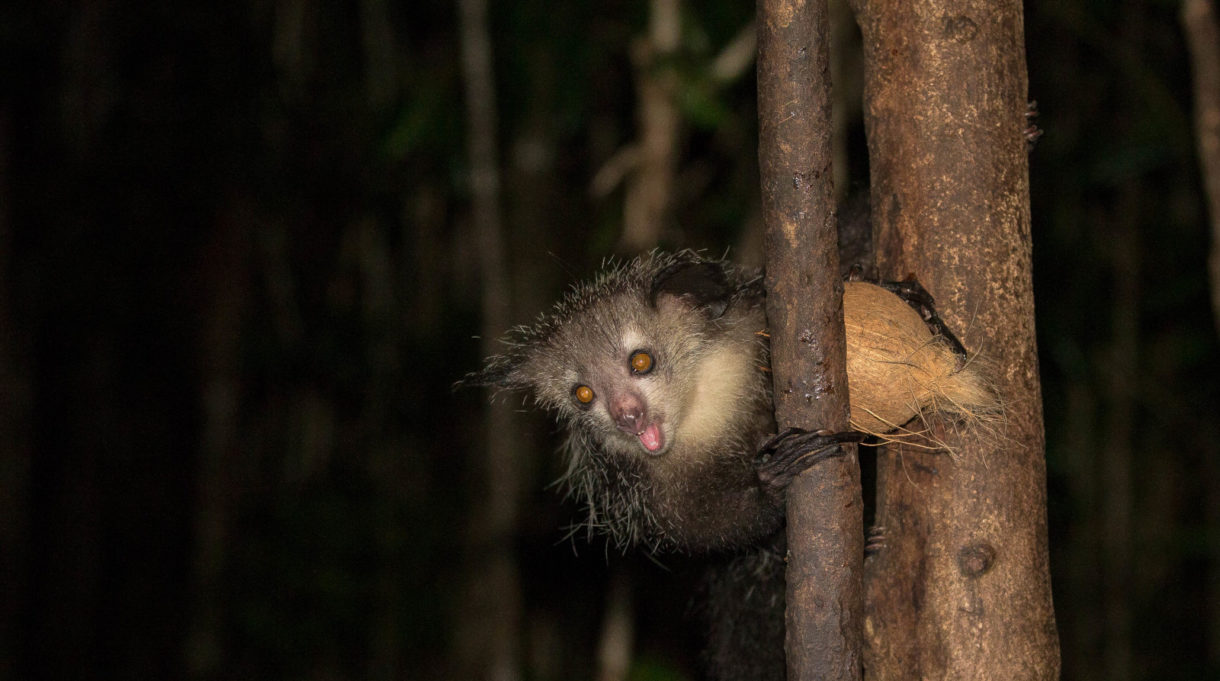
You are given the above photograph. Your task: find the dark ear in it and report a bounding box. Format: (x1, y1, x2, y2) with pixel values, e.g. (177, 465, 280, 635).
(649, 260, 733, 318)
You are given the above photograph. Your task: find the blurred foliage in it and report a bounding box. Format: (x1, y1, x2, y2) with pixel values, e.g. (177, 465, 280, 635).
(1, 0, 1218, 680)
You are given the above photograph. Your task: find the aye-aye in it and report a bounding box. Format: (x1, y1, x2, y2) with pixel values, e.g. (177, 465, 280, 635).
(462, 250, 995, 681)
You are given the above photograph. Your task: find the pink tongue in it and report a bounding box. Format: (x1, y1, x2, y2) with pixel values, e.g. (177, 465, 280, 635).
(639, 424, 664, 453)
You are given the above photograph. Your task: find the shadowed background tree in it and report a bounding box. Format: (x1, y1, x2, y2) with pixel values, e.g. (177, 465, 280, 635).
(0, 0, 1217, 680)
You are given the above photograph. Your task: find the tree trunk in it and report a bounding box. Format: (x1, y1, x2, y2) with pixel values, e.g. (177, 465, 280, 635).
(186, 196, 253, 679)
(1182, 0, 1220, 340)
(0, 105, 31, 681)
(757, 0, 862, 678)
(457, 0, 523, 678)
(1180, 0, 1220, 666)
(621, 0, 682, 252)
(850, 0, 1060, 678)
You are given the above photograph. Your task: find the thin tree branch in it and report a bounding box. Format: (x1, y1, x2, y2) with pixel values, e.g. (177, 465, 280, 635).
(1180, 0, 1220, 664)
(711, 22, 758, 84)
(621, 0, 682, 251)
(757, 0, 861, 678)
(457, 0, 522, 678)
(1181, 0, 1220, 339)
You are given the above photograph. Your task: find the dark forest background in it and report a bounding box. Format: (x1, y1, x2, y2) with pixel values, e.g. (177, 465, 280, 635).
(2, 0, 1218, 679)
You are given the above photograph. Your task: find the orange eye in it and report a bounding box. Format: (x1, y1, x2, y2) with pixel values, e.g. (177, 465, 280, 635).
(574, 385, 595, 404)
(629, 350, 654, 374)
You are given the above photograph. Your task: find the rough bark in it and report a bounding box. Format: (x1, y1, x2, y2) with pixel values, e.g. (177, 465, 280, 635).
(757, 1, 862, 679)
(850, 0, 1060, 678)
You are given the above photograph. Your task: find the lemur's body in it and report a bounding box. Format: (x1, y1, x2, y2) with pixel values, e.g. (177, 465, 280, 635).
(464, 251, 994, 680)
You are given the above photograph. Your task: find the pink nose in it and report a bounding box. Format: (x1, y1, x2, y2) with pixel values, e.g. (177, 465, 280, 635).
(609, 393, 647, 434)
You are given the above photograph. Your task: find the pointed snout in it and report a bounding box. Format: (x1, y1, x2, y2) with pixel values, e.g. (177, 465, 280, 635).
(609, 392, 648, 435)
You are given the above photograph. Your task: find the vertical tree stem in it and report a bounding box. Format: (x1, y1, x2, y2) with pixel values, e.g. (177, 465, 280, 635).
(1182, 0, 1220, 347)
(852, 0, 1059, 678)
(458, 0, 522, 678)
(1180, 0, 1220, 665)
(757, 1, 861, 678)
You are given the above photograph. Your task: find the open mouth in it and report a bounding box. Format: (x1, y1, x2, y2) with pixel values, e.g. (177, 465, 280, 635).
(637, 423, 665, 454)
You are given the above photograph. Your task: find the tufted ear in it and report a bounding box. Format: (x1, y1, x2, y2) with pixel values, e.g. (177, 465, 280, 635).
(649, 260, 733, 319)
